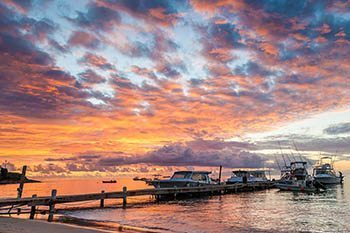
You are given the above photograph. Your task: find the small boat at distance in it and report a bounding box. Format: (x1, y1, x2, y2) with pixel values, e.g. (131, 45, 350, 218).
(102, 180, 117, 183)
(313, 156, 344, 185)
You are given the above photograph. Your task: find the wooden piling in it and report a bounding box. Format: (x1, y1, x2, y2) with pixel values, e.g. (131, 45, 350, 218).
(100, 190, 105, 208)
(218, 165, 222, 184)
(29, 194, 37, 220)
(122, 187, 127, 209)
(48, 189, 57, 222)
(17, 165, 27, 215)
(17, 166, 27, 199)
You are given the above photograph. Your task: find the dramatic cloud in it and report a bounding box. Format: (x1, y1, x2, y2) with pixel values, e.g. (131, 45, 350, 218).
(0, 30, 93, 119)
(1, 0, 350, 175)
(39, 139, 267, 174)
(324, 122, 350, 135)
(79, 52, 115, 71)
(69, 2, 121, 32)
(68, 31, 100, 49)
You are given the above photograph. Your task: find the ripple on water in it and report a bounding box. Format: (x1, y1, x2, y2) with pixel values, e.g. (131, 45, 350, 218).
(65, 183, 350, 233)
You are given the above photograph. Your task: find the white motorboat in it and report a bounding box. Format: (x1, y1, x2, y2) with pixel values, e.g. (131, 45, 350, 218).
(151, 171, 216, 188)
(226, 170, 268, 184)
(275, 161, 322, 192)
(313, 157, 344, 185)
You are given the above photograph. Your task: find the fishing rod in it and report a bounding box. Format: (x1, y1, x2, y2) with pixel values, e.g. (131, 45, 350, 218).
(278, 142, 288, 166)
(292, 141, 304, 162)
(333, 150, 338, 164)
(285, 153, 292, 163)
(289, 148, 297, 162)
(274, 155, 281, 170)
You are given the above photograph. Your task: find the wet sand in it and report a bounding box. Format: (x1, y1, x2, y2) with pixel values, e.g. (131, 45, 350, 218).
(0, 216, 160, 233)
(0, 217, 112, 233)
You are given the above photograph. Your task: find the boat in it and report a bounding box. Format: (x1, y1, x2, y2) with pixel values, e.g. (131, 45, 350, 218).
(279, 164, 291, 181)
(226, 170, 268, 184)
(275, 161, 322, 192)
(150, 171, 215, 188)
(313, 157, 344, 185)
(102, 180, 117, 183)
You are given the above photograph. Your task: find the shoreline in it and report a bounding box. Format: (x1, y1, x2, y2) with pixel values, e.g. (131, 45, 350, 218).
(0, 217, 113, 233)
(0, 216, 162, 233)
(58, 215, 163, 233)
(0, 180, 40, 185)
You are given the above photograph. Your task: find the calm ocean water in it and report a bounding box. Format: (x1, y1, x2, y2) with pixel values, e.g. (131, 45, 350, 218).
(1, 174, 350, 232)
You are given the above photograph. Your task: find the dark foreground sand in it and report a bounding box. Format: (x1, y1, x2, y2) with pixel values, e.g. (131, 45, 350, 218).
(0, 217, 112, 233)
(0, 217, 159, 233)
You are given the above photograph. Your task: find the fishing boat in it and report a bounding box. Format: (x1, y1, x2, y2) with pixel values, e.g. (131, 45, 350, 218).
(226, 170, 268, 184)
(150, 171, 215, 188)
(313, 157, 344, 185)
(102, 180, 117, 183)
(275, 161, 322, 192)
(279, 163, 292, 181)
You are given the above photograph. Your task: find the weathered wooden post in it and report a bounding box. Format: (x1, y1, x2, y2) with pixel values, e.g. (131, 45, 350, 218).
(17, 165, 27, 215)
(100, 190, 105, 208)
(122, 187, 127, 209)
(218, 165, 222, 185)
(48, 189, 57, 222)
(29, 194, 37, 220)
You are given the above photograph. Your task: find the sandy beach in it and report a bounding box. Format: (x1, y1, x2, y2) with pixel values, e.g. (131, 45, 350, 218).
(0, 216, 160, 233)
(0, 217, 112, 233)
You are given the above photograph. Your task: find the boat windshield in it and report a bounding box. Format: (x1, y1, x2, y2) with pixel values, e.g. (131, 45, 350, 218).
(315, 169, 335, 176)
(191, 173, 207, 181)
(171, 172, 191, 179)
(250, 171, 266, 178)
(232, 171, 247, 177)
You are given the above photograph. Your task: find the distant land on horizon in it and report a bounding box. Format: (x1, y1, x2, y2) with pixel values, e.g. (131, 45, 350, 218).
(0, 167, 39, 185)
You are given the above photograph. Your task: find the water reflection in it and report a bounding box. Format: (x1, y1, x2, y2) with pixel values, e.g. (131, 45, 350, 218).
(66, 180, 350, 233)
(0, 177, 150, 198)
(1, 177, 349, 232)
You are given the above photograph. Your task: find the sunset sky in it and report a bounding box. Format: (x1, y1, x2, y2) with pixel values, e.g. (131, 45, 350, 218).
(1, 0, 350, 177)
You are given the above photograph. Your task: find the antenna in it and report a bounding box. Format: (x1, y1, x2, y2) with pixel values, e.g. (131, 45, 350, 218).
(274, 155, 281, 170)
(333, 150, 338, 164)
(289, 148, 297, 162)
(278, 141, 283, 155)
(278, 142, 288, 163)
(293, 141, 303, 161)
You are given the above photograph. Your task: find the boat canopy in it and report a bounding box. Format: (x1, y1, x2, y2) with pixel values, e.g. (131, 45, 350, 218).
(173, 171, 211, 174)
(171, 171, 211, 179)
(231, 170, 267, 178)
(290, 161, 307, 165)
(291, 161, 307, 169)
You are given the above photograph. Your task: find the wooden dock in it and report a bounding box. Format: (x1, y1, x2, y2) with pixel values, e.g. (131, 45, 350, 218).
(0, 182, 274, 222)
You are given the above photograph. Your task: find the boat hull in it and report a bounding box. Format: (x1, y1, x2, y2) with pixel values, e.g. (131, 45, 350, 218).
(151, 180, 210, 188)
(314, 176, 341, 185)
(226, 177, 267, 184)
(275, 182, 316, 192)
